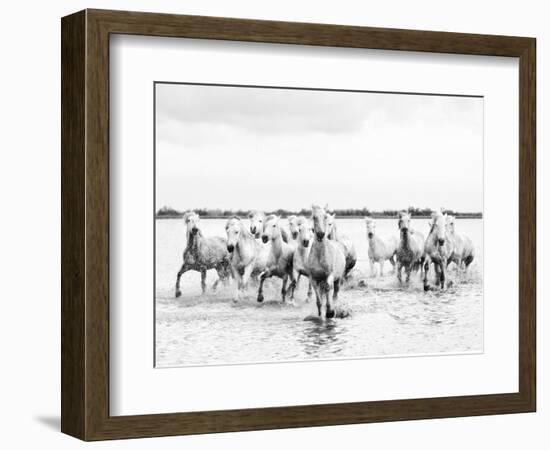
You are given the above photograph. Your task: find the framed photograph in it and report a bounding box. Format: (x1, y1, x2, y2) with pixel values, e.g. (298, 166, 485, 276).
(61, 9, 536, 440)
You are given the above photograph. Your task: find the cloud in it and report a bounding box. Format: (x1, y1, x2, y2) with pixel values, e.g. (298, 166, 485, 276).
(157, 83, 377, 136)
(155, 83, 483, 212)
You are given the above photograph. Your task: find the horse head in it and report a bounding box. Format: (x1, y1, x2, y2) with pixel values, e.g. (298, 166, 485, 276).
(431, 211, 447, 247)
(261, 215, 281, 243)
(446, 215, 456, 234)
(297, 216, 313, 248)
(365, 217, 376, 239)
(398, 212, 411, 236)
(225, 216, 242, 253)
(248, 210, 265, 238)
(287, 215, 299, 240)
(185, 212, 200, 236)
(325, 211, 337, 239)
(311, 204, 329, 241)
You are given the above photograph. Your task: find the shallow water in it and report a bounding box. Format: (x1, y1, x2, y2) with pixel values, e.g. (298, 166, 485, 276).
(155, 218, 483, 367)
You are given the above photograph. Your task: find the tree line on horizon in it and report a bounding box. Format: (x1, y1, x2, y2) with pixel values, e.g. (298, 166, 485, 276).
(156, 205, 482, 219)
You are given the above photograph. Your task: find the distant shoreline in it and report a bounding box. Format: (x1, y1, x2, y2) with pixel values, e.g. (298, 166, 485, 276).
(156, 214, 483, 220)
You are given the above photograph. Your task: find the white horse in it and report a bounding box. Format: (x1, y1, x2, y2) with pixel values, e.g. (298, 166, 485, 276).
(307, 205, 346, 318)
(289, 216, 313, 301)
(396, 212, 425, 284)
(326, 212, 357, 279)
(365, 217, 398, 277)
(423, 211, 453, 290)
(175, 212, 231, 297)
(256, 215, 296, 303)
(225, 217, 269, 301)
(446, 215, 475, 271)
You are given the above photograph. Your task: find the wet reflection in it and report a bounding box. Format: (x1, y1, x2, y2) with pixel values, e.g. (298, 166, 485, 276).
(299, 320, 347, 358)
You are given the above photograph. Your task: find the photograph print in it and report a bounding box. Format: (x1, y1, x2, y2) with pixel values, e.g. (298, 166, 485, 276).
(154, 82, 483, 368)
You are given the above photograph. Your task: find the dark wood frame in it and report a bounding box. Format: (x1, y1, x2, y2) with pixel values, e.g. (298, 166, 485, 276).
(61, 9, 536, 441)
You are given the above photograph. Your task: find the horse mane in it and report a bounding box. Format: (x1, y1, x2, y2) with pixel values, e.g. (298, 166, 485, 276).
(237, 219, 255, 239)
(248, 210, 265, 219)
(296, 216, 308, 226)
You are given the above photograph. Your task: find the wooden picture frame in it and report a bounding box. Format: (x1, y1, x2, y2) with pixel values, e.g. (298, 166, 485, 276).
(61, 9, 536, 441)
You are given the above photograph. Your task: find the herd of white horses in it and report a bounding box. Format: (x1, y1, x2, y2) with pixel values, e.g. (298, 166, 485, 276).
(174, 205, 475, 319)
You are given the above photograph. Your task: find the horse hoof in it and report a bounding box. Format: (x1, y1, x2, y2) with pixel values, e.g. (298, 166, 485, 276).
(326, 309, 335, 319)
(257, 294, 264, 303)
(423, 284, 431, 292)
(175, 290, 182, 298)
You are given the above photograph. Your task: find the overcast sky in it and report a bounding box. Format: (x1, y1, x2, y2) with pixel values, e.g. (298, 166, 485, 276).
(155, 83, 483, 212)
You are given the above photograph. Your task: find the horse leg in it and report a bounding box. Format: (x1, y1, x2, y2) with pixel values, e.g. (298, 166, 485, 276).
(212, 265, 225, 292)
(231, 266, 241, 302)
(405, 263, 412, 283)
(433, 263, 441, 288)
(325, 274, 335, 319)
(311, 280, 323, 317)
(200, 269, 207, 294)
(212, 273, 220, 292)
(423, 260, 430, 291)
(306, 277, 313, 302)
(440, 263, 446, 289)
(390, 255, 397, 274)
(380, 261, 384, 277)
(288, 270, 299, 302)
(332, 279, 340, 313)
(295, 273, 301, 292)
(464, 255, 473, 272)
(397, 260, 403, 284)
(281, 274, 288, 302)
(256, 269, 272, 303)
(175, 263, 189, 298)
(369, 258, 376, 278)
(214, 262, 231, 290)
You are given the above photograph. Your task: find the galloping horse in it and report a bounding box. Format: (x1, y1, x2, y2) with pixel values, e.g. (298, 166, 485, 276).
(256, 215, 296, 303)
(446, 215, 475, 271)
(307, 205, 346, 318)
(175, 212, 231, 298)
(365, 217, 398, 277)
(225, 217, 269, 301)
(396, 212, 425, 284)
(289, 216, 313, 302)
(423, 211, 453, 290)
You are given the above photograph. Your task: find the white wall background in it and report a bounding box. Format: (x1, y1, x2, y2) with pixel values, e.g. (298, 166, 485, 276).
(0, 1, 545, 448)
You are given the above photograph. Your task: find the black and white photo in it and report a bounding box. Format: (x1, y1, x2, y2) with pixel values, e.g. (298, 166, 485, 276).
(154, 82, 483, 368)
